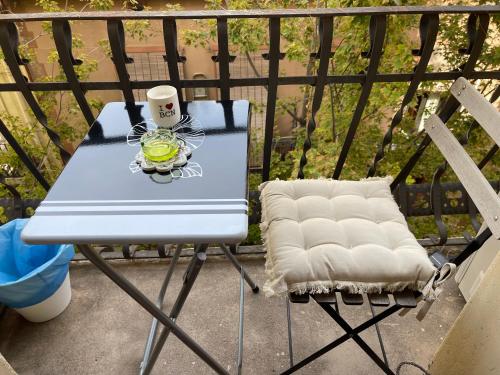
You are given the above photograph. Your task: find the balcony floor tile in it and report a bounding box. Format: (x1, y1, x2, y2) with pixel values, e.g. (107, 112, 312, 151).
(0, 255, 464, 375)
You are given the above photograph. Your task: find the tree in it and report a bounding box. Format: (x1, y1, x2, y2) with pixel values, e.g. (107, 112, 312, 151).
(0, 0, 498, 243)
(0, 0, 152, 206)
(273, 2, 500, 239)
(182, 0, 499, 241)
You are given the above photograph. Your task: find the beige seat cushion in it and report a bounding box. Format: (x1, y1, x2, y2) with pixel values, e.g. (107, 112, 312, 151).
(260, 177, 436, 297)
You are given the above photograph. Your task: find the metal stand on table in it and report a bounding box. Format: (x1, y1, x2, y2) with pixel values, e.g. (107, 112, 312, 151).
(77, 243, 258, 375)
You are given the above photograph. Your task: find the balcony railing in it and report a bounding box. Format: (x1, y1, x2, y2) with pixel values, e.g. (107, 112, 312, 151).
(0, 5, 499, 258)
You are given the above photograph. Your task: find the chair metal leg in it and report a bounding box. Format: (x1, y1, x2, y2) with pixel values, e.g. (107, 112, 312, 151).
(333, 299, 339, 313)
(369, 303, 389, 367)
(317, 301, 396, 375)
(220, 243, 259, 293)
(237, 266, 245, 375)
(220, 243, 260, 374)
(140, 244, 258, 375)
(286, 296, 294, 367)
(77, 244, 228, 375)
(351, 333, 394, 375)
(281, 297, 403, 375)
(141, 243, 183, 371)
(141, 245, 208, 375)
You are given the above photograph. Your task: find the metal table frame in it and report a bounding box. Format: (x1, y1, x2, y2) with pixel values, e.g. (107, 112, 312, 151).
(21, 100, 258, 374)
(78, 243, 258, 375)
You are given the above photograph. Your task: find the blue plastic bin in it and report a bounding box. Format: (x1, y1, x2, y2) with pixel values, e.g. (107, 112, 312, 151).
(0, 219, 74, 322)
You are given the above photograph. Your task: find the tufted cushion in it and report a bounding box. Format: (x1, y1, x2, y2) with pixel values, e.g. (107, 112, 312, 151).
(259, 177, 436, 297)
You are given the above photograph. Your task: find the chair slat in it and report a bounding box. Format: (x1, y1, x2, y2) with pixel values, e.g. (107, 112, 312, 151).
(368, 292, 390, 306)
(425, 114, 500, 239)
(451, 77, 500, 146)
(314, 292, 337, 304)
(341, 292, 364, 305)
(393, 290, 417, 308)
(289, 292, 309, 304)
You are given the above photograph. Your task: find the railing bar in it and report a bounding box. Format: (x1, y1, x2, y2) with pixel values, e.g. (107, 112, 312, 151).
(477, 144, 498, 170)
(261, 17, 281, 182)
(134, 79, 216, 89)
(0, 173, 21, 200)
(367, 14, 439, 178)
(395, 180, 499, 218)
(163, 18, 183, 102)
(391, 13, 490, 191)
(0, 22, 71, 163)
(429, 162, 449, 245)
(332, 15, 387, 179)
(391, 133, 431, 190)
(0, 70, 498, 93)
(52, 20, 95, 126)
(3, 181, 496, 224)
(297, 16, 334, 179)
(370, 71, 500, 81)
(0, 82, 86, 91)
(0, 6, 498, 21)
(392, 92, 480, 192)
(0, 117, 50, 190)
(216, 18, 230, 100)
(396, 181, 409, 217)
(107, 19, 135, 104)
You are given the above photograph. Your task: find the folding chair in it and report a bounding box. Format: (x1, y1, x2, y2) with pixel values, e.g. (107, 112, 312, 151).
(260, 77, 500, 375)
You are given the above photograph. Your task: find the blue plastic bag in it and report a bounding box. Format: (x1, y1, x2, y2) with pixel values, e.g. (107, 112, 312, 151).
(0, 219, 74, 308)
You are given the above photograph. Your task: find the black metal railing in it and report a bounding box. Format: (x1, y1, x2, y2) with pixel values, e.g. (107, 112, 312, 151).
(0, 6, 499, 258)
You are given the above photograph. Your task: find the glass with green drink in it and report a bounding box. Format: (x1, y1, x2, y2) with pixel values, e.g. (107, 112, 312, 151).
(140, 128, 179, 162)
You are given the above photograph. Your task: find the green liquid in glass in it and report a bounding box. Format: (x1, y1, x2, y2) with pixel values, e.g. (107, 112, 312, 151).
(141, 129, 179, 162)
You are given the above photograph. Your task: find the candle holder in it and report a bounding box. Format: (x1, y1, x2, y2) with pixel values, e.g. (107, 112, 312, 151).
(127, 115, 205, 177)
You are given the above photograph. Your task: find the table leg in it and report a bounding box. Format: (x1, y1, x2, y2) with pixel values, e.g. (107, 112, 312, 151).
(77, 244, 228, 375)
(219, 244, 260, 374)
(141, 244, 208, 375)
(219, 244, 259, 293)
(141, 243, 184, 371)
(237, 265, 245, 375)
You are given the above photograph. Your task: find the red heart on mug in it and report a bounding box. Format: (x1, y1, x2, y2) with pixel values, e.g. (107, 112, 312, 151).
(166, 103, 173, 110)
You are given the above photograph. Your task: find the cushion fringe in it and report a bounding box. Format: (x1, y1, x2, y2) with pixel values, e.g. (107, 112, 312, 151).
(264, 278, 429, 298)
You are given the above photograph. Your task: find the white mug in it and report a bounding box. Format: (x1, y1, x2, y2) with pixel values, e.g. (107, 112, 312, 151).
(147, 85, 181, 128)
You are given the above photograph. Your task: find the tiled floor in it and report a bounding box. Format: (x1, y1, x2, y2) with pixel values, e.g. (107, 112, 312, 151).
(0, 254, 464, 375)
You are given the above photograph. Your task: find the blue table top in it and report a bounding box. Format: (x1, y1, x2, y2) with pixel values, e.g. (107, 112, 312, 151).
(22, 100, 251, 244)
(46, 100, 250, 201)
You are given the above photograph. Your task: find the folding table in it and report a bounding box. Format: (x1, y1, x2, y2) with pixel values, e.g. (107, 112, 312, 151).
(22, 100, 259, 375)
